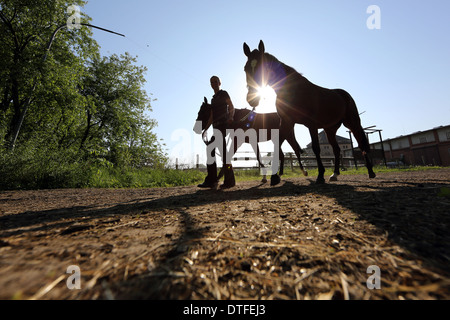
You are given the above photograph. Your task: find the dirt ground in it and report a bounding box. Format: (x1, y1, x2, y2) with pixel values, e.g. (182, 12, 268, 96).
(0, 168, 449, 300)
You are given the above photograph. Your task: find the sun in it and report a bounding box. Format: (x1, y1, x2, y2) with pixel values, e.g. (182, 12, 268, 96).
(255, 86, 277, 113)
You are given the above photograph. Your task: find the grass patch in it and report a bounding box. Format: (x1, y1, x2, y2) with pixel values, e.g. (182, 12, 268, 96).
(1, 159, 444, 190)
(0, 157, 206, 190)
(87, 165, 448, 188)
(233, 165, 444, 182)
(89, 167, 205, 189)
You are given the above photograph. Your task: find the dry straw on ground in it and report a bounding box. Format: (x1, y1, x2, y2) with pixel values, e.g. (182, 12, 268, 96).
(0, 169, 449, 300)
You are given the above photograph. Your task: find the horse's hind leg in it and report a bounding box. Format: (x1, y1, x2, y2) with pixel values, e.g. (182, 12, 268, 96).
(356, 129, 375, 178)
(338, 89, 376, 179)
(325, 125, 342, 181)
(365, 153, 376, 178)
(345, 123, 376, 179)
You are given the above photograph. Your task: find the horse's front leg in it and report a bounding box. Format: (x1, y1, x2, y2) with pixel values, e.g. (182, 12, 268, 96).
(270, 127, 287, 186)
(279, 146, 284, 176)
(254, 143, 267, 183)
(270, 151, 281, 186)
(309, 127, 325, 184)
(329, 151, 341, 182)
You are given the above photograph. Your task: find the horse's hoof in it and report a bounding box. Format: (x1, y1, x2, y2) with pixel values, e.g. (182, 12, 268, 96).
(329, 175, 338, 182)
(369, 172, 376, 179)
(261, 178, 268, 183)
(303, 170, 308, 177)
(270, 175, 281, 186)
(316, 177, 325, 184)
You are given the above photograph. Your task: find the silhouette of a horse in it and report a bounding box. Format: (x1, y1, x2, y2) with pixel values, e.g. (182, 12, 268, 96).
(243, 40, 376, 185)
(193, 97, 307, 184)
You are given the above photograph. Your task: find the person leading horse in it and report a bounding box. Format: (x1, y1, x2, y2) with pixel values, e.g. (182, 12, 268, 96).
(197, 76, 236, 189)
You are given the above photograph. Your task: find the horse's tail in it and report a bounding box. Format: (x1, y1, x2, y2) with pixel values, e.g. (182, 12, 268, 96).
(335, 89, 370, 153)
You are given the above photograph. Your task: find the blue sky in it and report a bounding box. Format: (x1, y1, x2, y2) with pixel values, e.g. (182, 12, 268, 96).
(83, 0, 450, 166)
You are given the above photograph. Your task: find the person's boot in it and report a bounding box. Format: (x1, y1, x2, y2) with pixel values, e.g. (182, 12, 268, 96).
(220, 164, 236, 189)
(198, 164, 218, 188)
(217, 167, 224, 180)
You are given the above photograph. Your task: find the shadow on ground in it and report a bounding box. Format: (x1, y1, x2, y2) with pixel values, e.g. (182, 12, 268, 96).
(1, 172, 449, 299)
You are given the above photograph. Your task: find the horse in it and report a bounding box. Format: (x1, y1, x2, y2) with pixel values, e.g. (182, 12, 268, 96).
(243, 40, 376, 185)
(193, 97, 307, 184)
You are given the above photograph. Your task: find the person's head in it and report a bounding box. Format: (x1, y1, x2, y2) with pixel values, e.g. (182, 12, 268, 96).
(210, 76, 221, 92)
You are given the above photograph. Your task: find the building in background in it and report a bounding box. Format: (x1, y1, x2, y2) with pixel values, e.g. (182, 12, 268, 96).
(304, 131, 352, 156)
(370, 125, 450, 167)
(304, 131, 355, 167)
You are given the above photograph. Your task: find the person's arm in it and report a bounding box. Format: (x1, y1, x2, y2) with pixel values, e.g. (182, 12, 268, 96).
(205, 112, 213, 130)
(226, 97, 235, 122)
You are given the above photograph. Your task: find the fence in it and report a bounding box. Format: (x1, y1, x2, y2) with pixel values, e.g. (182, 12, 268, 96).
(232, 152, 356, 170)
(175, 152, 357, 171)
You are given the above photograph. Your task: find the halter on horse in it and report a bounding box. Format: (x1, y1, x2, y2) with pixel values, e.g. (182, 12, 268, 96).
(243, 40, 376, 185)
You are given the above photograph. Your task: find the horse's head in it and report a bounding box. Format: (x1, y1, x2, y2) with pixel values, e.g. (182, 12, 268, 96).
(193, 97, 212, 134)
(244, 40, 287, 108)
(243, 40, 267, 108)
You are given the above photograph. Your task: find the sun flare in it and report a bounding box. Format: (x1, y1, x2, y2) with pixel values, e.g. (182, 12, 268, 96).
(255, 86, 277, 113)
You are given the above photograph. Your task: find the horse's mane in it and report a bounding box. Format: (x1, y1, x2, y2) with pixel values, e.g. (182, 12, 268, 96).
(263, 52, 303, 77)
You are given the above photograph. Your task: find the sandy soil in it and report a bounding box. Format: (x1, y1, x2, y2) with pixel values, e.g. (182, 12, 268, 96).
(0, 168, 449, 300)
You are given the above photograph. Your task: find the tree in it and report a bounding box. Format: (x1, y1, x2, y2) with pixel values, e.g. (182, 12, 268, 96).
(0, 0, 99, 149)
(0, 1, 167, 189)
(79, 53, 167, 168)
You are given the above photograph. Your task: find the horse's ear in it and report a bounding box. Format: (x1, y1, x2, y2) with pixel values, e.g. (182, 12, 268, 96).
(243, 42, 251, 57)
(204, 97, 208, 104)
(258, 40, 265, 54)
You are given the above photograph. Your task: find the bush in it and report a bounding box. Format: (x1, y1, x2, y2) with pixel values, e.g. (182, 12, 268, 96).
(0, 143, 91, 190)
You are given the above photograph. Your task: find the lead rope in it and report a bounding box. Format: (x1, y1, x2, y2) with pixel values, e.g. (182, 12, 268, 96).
(238, 107, 256, 123)
(202, 126, 213, 145)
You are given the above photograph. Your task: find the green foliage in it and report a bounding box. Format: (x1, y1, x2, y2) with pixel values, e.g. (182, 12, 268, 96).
(0, 1, 168, 190)
(0, 133, 202, 190)
(0, 137, 91, 190)
(79, 53, 167, 168)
